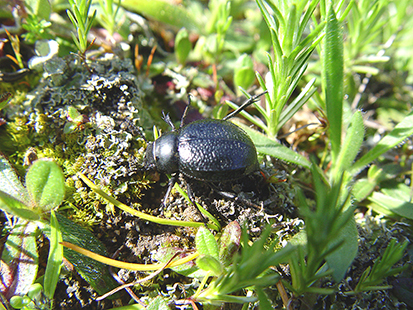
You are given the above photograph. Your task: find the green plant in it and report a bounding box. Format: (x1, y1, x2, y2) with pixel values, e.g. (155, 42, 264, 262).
(5, 29, 25, 69)
(202, 0, 233, 65)
(21, 0, 52, 44)
(175, 28, 191, 65)
(0, 156, 64, 307)
(345, 0, 392, 78)
(0, 92, 11, 111)
(78, 173, 220, 231)
(237, 3, 410, 307)
(66, 0, 97, 55)
(193, 225, 294, 306)
(96, 0, 122, 36)
(352, 239, 408, 293)
(62, 218, 295, 308)
(289, 166, 357, 298)
(226, 0, 324, 138)
(9, 283, 47, 310)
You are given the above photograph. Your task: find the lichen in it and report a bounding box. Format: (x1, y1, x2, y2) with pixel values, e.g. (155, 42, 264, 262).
(1, 53, 156, 226)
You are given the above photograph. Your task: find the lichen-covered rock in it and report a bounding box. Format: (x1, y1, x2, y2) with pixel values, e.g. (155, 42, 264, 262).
(2, 53, 154, 224)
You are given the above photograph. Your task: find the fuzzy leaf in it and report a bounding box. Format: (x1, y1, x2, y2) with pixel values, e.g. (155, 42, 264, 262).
(0, 191, 40, 221)
(152, 247, 205, 279)
(369, 190, 413, 220)
(196, 255, 223, 276)
(196, 226, 219, 259)
(0, 221, 38, 299)
(219, 221, 241, 267)
(26, 159, 65, 211)
(325, 216, 358, 282)
(323, 5, 343, 163)
(0, 154, 29, 205)
(335, 110, 364, 175)
(351, 110, 413, 175)
(147, 296, 171, 310)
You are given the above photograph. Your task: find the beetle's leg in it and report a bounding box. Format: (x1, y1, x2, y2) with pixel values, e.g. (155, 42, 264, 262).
(179, 94, 192, 128)
(161, 175, 176, 210)
(186, 183, 208, 222)
(223, 90, 268, 121)
(209, 183, 262, 209)
(186, 182, 197, 208)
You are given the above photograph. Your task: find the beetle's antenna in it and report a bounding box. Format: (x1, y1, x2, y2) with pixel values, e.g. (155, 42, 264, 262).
(223, 90, 268, 121)
(180, 94, 192, 128)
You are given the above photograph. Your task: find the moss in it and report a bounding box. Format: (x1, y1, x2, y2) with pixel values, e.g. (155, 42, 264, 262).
(1, 53, 157, 227)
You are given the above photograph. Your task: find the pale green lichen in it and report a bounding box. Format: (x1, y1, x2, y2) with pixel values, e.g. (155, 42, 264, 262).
(1, 53, 156, 226)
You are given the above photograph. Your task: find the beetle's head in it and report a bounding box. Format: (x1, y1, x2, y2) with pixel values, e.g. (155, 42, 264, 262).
(144, 131, 179, 174)
(143, 141, 156, 170)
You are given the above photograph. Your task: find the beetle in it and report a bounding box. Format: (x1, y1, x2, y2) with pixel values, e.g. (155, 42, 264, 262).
(144, 91, 267, 209)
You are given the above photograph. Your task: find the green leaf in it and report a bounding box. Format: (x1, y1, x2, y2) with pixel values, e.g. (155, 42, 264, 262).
(147, 296, 171, 310)
(256, 286, 273, 309)
(55, 212, 119, 296)
(121, 0, 200, 32)
(196, 255, 223, 276)
(0, 154, 29, 204)
(0, 190, 40, 221)
(152, 247, 205, 279)
(175, 28, 191, 64)
(323, 5, 343, 163)
(234, 54, 255, 95)
(325, 216, 358, 282)
(9, 295, 26, 309)
(104, 304, 144, 310)
(219, 221, 241, 267)
(26, 159, 65, 211)
(278, 78, 317, 130)
(353, 164, 403, 202)
(43, 210, 63, 299)
(354, 239, 408, 293)
(334, 110, 364, 177)
(27, 283, 43, 302)
(24, 0, 51, 20)
(234, 67, 255, 95)
(351, 110, 413, 175)
(234, 121, 311, 169)
(352, 178, 376, 202)
(369, 186, 413, 220)
(196, 227, 219, 259)
(1, 221, 38, 299)
(67, 106, 82, 122)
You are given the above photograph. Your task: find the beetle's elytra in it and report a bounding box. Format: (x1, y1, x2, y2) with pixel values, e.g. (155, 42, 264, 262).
(144, 91, 267, 208)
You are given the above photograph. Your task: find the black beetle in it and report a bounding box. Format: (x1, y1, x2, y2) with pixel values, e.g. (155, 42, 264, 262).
(144, 91, 267, 209)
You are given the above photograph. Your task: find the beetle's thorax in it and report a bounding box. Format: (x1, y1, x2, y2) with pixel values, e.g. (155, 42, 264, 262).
(152, 130, 179, 174)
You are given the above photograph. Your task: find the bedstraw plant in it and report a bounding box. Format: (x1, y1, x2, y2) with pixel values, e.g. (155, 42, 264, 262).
(66, 0, 97, 55)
